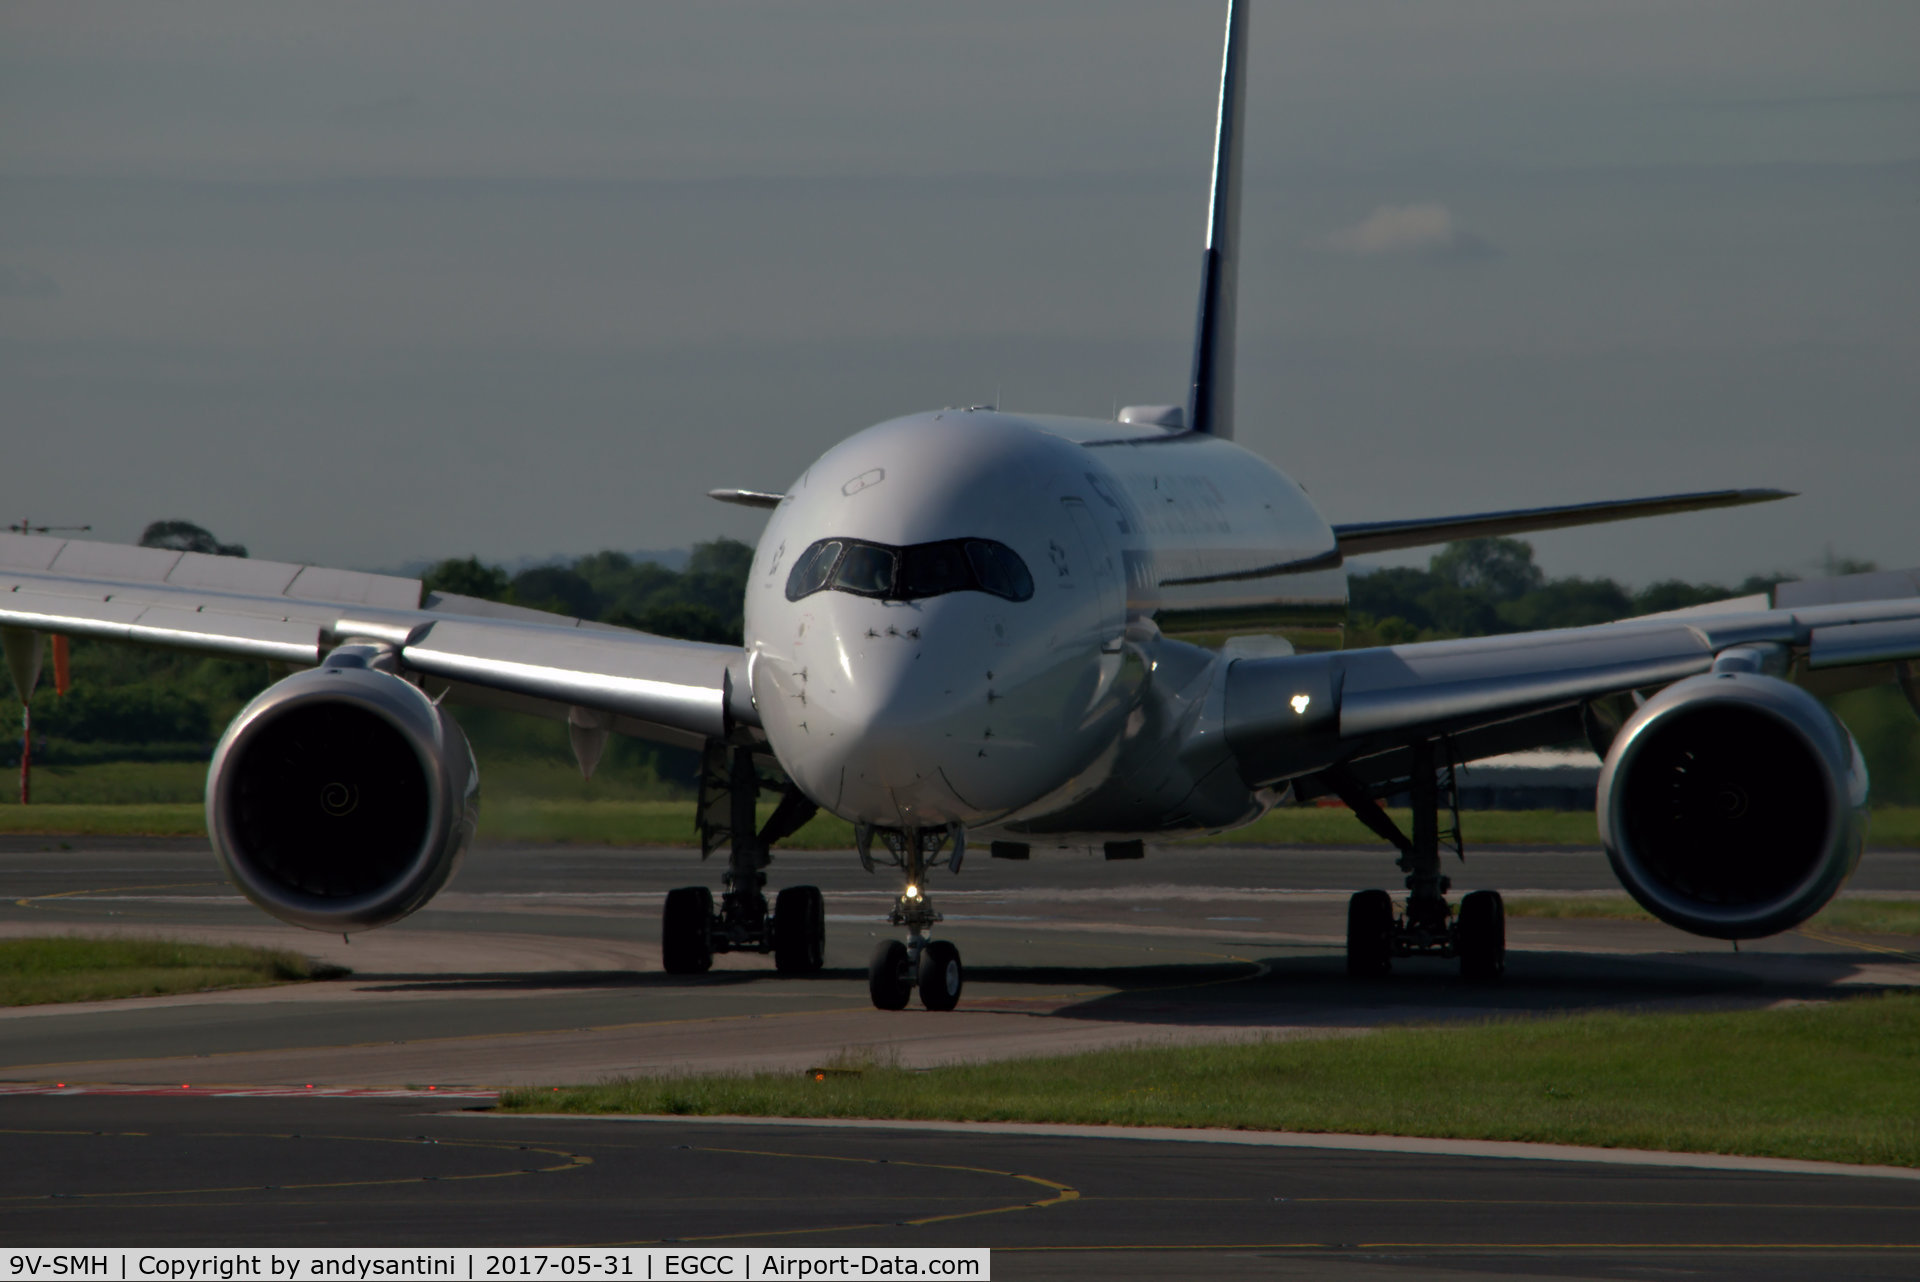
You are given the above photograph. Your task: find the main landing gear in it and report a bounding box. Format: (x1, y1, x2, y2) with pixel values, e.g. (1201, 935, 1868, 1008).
(1326, 740, 1506, 980)
(862, 824, 966, 1011)
(662, 744, 826, 976)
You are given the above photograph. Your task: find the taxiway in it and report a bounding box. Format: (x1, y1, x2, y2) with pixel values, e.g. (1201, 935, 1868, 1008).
(2, 838, 1915, 1088)
(3, 838, 1917, 1277)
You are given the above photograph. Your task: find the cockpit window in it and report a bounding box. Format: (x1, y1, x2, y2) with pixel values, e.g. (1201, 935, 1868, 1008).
(784, 539, 843, 600)
(833, 543, 896, 597)
(964, 540, 1033, 602)
(784, 537, 1034, 604)
(899, 541, 970, 598)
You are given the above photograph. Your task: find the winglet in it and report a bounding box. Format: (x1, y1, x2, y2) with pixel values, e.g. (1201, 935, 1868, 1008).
(1186, 0, 1247, 440)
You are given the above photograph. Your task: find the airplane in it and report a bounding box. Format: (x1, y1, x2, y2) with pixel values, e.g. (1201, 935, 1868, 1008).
(4, 0, 1917, 1012)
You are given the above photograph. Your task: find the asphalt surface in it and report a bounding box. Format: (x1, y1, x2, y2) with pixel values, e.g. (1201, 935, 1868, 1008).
(2, 839, 1916, 1086)
(2, 837, 1917, 1276)
(2, 1094, 1916, 1279)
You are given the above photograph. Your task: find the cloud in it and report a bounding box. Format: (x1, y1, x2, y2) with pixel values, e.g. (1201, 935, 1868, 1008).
(1324, 203, 1497, 260)
(0, 265, 59, 299)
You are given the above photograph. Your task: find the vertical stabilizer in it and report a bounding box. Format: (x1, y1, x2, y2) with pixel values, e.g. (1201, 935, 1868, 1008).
(1186, 0, 1247, 439)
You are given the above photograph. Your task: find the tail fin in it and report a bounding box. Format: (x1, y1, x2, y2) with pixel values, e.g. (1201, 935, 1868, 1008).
(1185, 0, 1247, 440)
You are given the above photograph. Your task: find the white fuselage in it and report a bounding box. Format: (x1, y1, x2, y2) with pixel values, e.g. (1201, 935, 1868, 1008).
(744, 410, 1346, 837)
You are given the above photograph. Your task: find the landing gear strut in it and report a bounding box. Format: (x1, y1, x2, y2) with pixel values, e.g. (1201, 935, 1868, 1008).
(1327, 741, 1505, 979)
(862, 824, 965, 1010)
(662, 743, 825, 976)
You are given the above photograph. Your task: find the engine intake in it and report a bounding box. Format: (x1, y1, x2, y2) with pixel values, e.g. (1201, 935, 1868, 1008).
(207, 654, 479, 932)
(1597, 670, 1866, 940)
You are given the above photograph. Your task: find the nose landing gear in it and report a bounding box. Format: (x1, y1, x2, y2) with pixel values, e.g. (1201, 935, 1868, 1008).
(917, 939, 964, 1011)
(868, 939, 912, 1010)
(862, 823, 966, 1010)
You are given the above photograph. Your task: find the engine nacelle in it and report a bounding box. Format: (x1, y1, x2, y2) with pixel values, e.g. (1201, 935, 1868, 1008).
(1597, 670, 1867, 940)
(206, 653, 479, 933)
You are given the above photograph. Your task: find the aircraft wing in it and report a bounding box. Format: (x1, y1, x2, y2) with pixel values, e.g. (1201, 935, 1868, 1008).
(1332, 488, 1792, 556)
(0, 532, 752, 746)
(1224, 571, 1920, 787)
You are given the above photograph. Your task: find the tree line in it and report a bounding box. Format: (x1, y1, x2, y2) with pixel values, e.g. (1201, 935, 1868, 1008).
(1343, 536, 1809, 646)
(2, 526, 756, 771)
(4, 526, 1913, 802)
(1343, 538, 1916, 801)
(421, 539, 753, 646)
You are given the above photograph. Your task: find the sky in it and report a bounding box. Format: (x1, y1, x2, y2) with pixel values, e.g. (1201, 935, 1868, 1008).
(3, 0, 1916, 587)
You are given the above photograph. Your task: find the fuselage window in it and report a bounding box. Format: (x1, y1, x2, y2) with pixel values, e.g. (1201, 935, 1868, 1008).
(783, 537, 1034, 603)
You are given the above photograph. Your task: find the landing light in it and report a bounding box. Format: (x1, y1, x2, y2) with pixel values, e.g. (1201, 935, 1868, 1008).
(906, 884, 920, 899)
(1290, 693, 1311, 714)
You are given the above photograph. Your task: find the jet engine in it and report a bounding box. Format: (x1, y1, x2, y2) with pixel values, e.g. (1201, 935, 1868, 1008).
(205, 651, 479, 933)
(1597, 669, 1867, 940)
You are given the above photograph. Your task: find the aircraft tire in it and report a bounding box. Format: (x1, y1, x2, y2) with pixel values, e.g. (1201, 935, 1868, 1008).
(773, 885, 826, 974)
(868, 939, 912, 1010)
(1346, 888, 1394, 977)
(1457, 889, 1506, 980)
(917, 939, 963, 1012)
(662, 886, 714, 975)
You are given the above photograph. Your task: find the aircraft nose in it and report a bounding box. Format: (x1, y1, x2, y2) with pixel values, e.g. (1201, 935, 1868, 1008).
(807, 643, 973, 824)
(763, 602, 1057, 828)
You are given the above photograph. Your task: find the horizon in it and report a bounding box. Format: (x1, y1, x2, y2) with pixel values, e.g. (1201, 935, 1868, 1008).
(5, 2, 1915, 584)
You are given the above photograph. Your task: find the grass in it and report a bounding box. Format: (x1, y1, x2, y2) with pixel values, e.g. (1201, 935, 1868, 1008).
(1193, 805, 1920, 849)
(1180, 806, 1602, 846)
(461, 757, 695, 803)
(0, 760, 210, 805)
(504, 992, 1920, 1168)
(1805, 898, 1920, 936)
(4, 759, 1917, 848)
(0, 936, 348, 1007)
(0, 757, 687, 808)
(0, 803, 207, 836)
(465, 801, 1920, 851)
(1508, 894, 1920, 936)
(480, 800, 858, 848)
(6, 796, 1920, 848)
